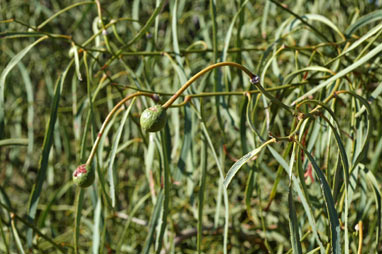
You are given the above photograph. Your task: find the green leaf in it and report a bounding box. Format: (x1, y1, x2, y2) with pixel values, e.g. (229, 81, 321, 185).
(155, 130, 171, 253)
(11, 218, 26, 254)
(292, 42, 382, 105)
(267, 145, 325, 254)
(297, 142, 341, 254)
(107, 98, 136, 207)
(92, 197, 102, 254)
(283, 66, 334, 85)
(26, 60, 73, 248)
(329, 22, 382, 65)
(201, 121, 230, 254)
(74, 189, 84, 254)
(126, 0, 166, 47)
(288, 183, 303, 254)
(143, 191, 164, 254)
(363, 167, 382, 247)
(37, 1, 94, 29)
(0, 36, 48, 138)
(0, 138, 28, 146)
(224, 139, 275, 188)
(116, 193, 150, 254)
(345, 10, 382, 36)
(221, 0, 249, 62)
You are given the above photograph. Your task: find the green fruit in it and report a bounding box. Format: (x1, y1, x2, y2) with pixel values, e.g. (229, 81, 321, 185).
(73, 164, 95, 188)
(140, 105, 167, 132)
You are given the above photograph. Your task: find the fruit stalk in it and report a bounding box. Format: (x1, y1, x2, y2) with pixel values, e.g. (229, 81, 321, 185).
(85, 92, 153, 165)
(73, 91, 153, 187)
(161, 62, 256, 109)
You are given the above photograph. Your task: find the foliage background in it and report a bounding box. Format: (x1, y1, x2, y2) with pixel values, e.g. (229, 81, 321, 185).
(1, 0, 382, 253)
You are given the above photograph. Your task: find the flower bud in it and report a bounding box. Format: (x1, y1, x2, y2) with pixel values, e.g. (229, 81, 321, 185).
(73, 164, 95, 188)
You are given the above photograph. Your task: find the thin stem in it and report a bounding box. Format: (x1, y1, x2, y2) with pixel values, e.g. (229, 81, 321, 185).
(37, 1, 94, 30)
(162, 62, 256, 109)
(269, 0, 331, 42)
(120, 47, 265, 56)
(287, 117, 307, 139)
(95, 0, 114, 54)
(357, 221, 363, 254)
(251, 80, 294, 113)
(85, 92, 153, 165)
(82, 17, 140, 47)
(118, 78, 310, 96)
(295, 79, 341, 116)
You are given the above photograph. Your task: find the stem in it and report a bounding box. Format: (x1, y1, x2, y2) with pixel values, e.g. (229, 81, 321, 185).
(95, 0, 114, 54)
(357, 221, 363, 254)
(37, 1, 94, 30)
(162, 62, 256, 109)
(85, 92, 152, 165)
(287, 117, 307, 139)
(118, 47, 265, 56)
(250, 80, 294, 113)
(269, 0, 331, 42)
(118, 80, 305, 97)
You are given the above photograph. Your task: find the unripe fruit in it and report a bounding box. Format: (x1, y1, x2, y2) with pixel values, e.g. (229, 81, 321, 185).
(73, 164, 95, 188)
(140, 105, 167, 132)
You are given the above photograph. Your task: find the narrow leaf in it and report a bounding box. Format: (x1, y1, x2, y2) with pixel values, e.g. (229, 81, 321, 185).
(224, 139, 275, 188)
(0, 36, 48, 138)
(288, 184, 303, 254)
(292, 43, 382, 105)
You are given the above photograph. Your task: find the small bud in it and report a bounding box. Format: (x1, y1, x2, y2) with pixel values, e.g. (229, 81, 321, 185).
(152, 94, 161, 103)
(73, 164, 95, 188)
(250, 75, 260, 84)
(140, 105, 167, 132)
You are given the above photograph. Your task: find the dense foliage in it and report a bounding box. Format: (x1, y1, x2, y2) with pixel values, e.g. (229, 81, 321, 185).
(1, 0, 382, 253)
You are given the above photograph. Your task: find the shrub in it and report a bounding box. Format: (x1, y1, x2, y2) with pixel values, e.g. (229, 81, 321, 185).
(1, 1, 382, 253)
